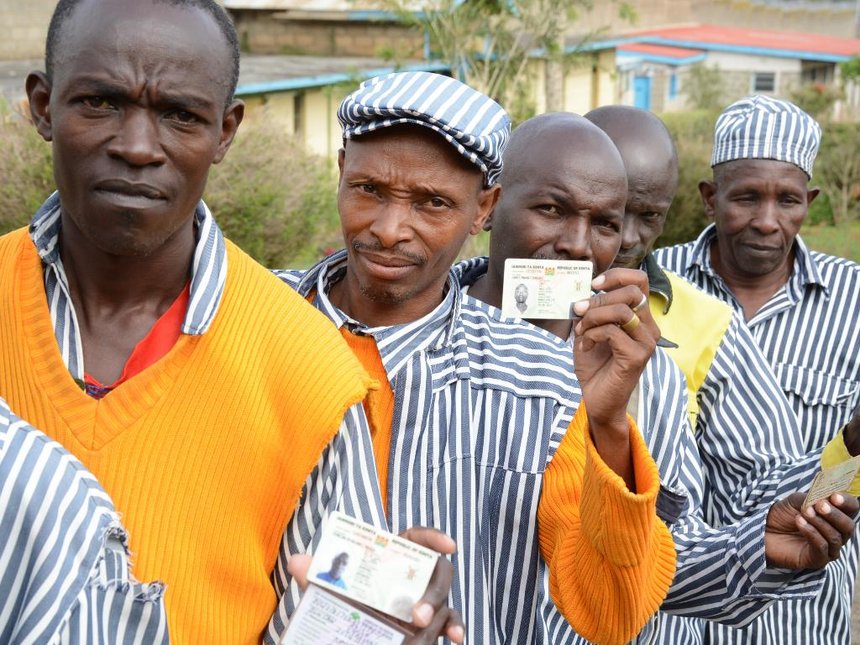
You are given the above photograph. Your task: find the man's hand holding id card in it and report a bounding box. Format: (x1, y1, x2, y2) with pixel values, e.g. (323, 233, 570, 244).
(281, 512, 443, 645)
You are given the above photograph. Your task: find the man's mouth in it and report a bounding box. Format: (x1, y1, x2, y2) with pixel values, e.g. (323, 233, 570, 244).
(94, 179, 167, 208)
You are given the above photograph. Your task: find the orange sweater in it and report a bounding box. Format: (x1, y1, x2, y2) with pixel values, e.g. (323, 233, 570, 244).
(0, 228, 373, 645)
(341, 330, 676, 645)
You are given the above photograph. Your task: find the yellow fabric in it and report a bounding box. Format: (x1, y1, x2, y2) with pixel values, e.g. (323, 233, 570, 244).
(820, 428, 860, 496)
(650, 270, 733, 429)
(539, 405, 676, 645)
(0, 227, 373, 645)
(340, 329, 393, 508)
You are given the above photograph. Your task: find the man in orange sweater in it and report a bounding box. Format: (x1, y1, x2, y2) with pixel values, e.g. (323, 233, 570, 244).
(0, 0, 459, 643)
(276, 71, 677, 644)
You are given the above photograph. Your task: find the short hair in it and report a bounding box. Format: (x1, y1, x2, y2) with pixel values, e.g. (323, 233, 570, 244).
(45, 0, 240, 107)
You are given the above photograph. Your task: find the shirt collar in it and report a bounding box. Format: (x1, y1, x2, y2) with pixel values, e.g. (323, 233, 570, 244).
(689, 223, 828, 296)
(643, 254, 673, 314)
(296, 249, 462, 378)
(28, 192, 228, 336)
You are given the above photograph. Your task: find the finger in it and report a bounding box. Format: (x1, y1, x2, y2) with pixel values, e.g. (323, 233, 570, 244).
(287, 553, 312, 590)
(831, 492, 859, 519)
(592, 268, 650, 298)
(445, 609, 465, 644)
(814, 497, 858, 543)
(413, 555, 454, 628)
(399, 527, 457, 555)
(802, 503, 848, 559)
(577, 322, 657, 360)
(574, 302, 659, 343)
(794, 514, 829, 565)
(406, 606, 451, 645)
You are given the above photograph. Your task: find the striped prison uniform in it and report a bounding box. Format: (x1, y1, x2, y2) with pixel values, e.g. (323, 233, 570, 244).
(268, 251, 824, 644)
(457, 256, 823, 644)
(656, 225, 860, 644)
(0, 397, 168, 643)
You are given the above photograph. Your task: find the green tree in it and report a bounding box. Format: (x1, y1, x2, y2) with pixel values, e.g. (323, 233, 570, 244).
(373, 0, 633, 122)
(814, 122, 860, 225)
(681, 63, 726, 112)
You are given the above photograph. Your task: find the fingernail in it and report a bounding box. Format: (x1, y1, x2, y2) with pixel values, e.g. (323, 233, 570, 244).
(415, 603, 433, 625)
(797, 515, 808, 527)
(819, 502, 832, 514)
(834, 493, 845, 505)
(449, 626, 465, 642)
(574, 323, 582, 336)
(573, 301, 589, 316)
(805, 506, 816, 518)
(592, 275, 605, 288)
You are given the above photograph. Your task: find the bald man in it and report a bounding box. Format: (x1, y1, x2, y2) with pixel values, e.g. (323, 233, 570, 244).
(462, 112, 857, 644)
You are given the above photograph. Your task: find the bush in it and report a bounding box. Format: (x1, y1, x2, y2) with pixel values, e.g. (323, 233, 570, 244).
(0, 100, 55, 234)
(206, 112, 341, 269)
(656, 109, 717, 248)
(813, 121, 860, 225)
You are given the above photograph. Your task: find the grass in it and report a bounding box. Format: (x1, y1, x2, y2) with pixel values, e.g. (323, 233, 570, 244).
(801, 221, 860, 262)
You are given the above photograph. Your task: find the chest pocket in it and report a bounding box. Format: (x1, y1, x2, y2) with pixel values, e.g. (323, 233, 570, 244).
(774, 363, 859, 412)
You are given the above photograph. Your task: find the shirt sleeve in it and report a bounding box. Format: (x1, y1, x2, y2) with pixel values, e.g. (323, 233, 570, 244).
(264, 403, 387, 644)
(695, 314, 821, 526)
(637, 349, 824, 627)
(537, 402, 677, 645)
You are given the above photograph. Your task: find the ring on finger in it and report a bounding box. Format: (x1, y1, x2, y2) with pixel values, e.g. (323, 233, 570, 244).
(633, 293, 648, 313)
(620, 312, 640, 333)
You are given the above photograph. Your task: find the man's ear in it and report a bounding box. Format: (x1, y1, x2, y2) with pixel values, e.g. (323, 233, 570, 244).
(698, 180, 717, 219)
(472, 184, 501, 235)
(337, 147, 346, 180)
(26, 71, 53, 142)
(213, 99, 245, 164)
(807, 187, 820, 206)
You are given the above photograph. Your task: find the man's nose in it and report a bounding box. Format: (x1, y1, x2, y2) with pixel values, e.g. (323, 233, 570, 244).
(367, 200, 413, 248)
(619, 214, 639, 250)
(106, 109, 167, 167)
(751, 200, 780, 235)
(554, 219, 592, 261)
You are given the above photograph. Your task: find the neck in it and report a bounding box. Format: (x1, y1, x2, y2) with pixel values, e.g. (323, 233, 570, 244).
(469, 261, 573, 340)
(710, 239, 793, 320)
(328, 270, 448, 328)
(60, 213, 194, 314)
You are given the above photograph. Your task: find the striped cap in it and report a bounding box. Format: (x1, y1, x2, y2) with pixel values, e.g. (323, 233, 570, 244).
(338, 71, 510, 186)
(711, 95, 821, 177)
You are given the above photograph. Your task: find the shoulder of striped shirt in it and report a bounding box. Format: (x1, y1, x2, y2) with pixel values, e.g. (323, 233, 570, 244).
(459, 295, 580, 407)
(807, 249, 860, 277)
(272, 269, 303, 290)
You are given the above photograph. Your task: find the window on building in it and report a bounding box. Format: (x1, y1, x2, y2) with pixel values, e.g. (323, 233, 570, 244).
(752, 72, 776, 93)
(668, 72, 678, 100)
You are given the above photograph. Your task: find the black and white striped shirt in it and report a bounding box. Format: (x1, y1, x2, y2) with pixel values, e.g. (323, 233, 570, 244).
(269, 252, 825, 644)
(0, 397, 169, 644)
(656, 225, 860, 644)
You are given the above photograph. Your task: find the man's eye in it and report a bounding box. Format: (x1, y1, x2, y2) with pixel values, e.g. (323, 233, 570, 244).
(641, 211, 661, 221)
(537, 204, 560, 215)
(167, 110, 198, 124)
(428, 196, 449, 209)
(358, 184, 377, 194)
(81, 97, 114, 110)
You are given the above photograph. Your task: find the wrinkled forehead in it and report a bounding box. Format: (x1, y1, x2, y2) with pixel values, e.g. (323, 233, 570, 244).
(52, 0, 232, 100)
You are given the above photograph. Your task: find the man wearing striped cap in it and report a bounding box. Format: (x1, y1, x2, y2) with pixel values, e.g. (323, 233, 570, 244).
(275, 71, 677, 644)
(656, 95, 860, 643)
